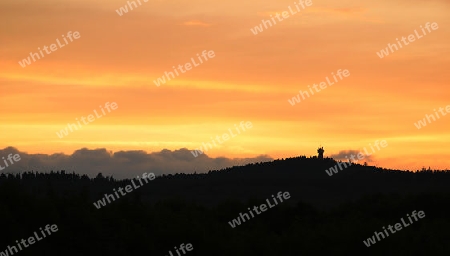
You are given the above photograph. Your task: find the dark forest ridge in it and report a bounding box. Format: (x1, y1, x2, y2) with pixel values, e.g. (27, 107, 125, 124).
(1, 155, 449, 255)
(2, 156, 449, 209)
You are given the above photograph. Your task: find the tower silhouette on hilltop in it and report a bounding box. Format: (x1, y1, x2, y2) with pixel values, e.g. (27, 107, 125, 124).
(317, 147, 324, 160)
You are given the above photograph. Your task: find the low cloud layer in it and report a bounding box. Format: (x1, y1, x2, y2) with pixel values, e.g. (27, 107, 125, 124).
(329, 150, 374, 163)
(0, 147, 273, 179)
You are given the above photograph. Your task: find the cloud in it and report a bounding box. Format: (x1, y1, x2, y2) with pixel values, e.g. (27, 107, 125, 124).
(0, 147, 272, 179)
(329, 149, 374, 163)
(182, 20, 212, 27)
(256, 11, 285, 17)
(328, 7, 366, 14)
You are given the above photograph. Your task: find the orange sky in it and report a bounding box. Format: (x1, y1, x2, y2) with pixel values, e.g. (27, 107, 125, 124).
(1, 0, 449, 171)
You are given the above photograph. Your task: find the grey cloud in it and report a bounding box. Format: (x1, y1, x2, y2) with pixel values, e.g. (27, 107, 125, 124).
(0, 147, 273, 179)
(329, 150, 374, 163)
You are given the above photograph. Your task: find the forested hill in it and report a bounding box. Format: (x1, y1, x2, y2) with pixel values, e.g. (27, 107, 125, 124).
(1, 156, 449, 209)
(1, 156, 449, 255)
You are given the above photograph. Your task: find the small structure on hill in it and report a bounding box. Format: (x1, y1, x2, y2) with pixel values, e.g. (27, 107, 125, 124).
(317, 147, 324, 160)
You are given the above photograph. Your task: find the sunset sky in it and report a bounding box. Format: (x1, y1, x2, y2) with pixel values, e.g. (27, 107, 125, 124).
(1, 0, 449, 172)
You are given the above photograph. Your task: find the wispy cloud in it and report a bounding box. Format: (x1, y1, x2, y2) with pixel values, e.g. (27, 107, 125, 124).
(182, 20, 212, 27)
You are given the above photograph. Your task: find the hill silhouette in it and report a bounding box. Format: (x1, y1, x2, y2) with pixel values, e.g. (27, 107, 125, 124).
(0, 156, 449, 255)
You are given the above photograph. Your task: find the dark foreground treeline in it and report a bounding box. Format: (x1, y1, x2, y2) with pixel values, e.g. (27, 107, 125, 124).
(0, 157, 449, 255)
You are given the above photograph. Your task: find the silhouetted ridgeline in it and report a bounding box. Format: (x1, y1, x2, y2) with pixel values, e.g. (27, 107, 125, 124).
(0, 156, 449, 255)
